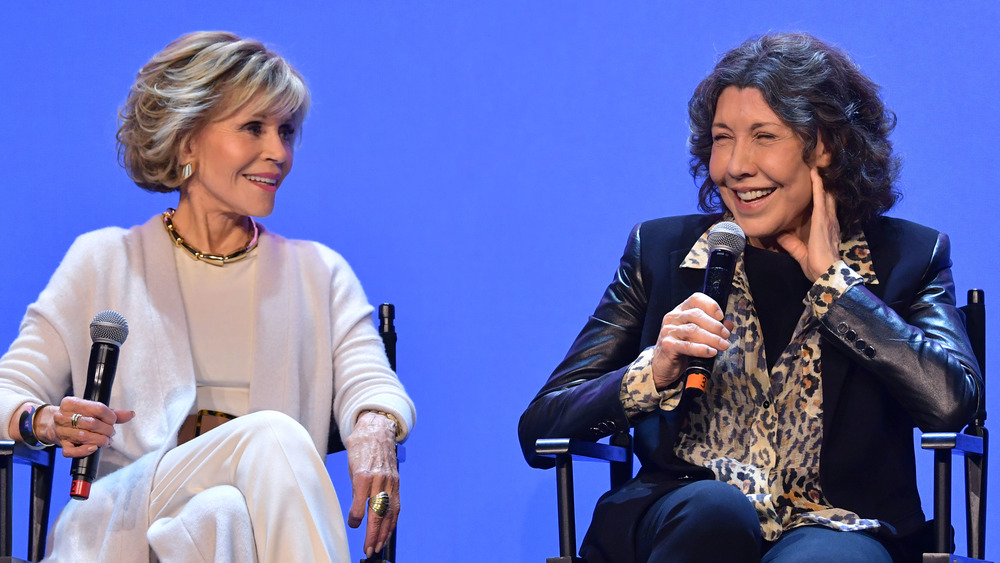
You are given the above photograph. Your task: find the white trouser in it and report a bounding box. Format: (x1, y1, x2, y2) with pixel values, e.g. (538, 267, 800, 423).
(146, 411, 350, 563)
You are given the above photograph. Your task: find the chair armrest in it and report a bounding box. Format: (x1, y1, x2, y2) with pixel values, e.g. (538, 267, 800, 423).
(920, 432, 984, 456)
(920, 428, 990, 561)
(534, 438, 629, 463)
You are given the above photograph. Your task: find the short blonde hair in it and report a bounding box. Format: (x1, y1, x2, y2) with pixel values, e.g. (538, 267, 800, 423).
(117, 31, 310, 193)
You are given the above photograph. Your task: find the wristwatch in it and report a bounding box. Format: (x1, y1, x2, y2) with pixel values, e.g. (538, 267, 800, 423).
(18, 404, 55, 450)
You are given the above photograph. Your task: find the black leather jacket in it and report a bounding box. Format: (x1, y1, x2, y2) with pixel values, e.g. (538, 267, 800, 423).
(518, 214, 981, 562)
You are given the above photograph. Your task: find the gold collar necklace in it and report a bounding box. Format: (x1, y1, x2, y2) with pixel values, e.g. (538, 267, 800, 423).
(161, 208, 259, 267)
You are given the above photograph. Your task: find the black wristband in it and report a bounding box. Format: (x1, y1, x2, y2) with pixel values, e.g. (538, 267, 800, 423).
(18, 404, 54, 450)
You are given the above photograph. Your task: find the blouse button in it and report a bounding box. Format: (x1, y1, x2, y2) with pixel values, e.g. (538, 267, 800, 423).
(863, 346, 877, 359)
(845, 329, 857, 341)
(837, 322, 849, 334)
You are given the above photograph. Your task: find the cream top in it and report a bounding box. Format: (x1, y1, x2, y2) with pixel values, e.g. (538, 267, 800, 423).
(173, 247, 256, 416)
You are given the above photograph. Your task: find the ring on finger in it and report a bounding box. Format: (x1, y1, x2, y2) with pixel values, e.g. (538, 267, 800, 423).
(369, 491, 390, 517)
(71, 413, 82, 428)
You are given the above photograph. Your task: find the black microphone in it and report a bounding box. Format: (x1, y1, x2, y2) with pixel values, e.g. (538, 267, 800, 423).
(70, 310, 129, 500)
(683, 221, 746, 398)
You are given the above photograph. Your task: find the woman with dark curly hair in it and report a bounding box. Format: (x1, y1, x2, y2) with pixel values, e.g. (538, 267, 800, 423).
(519, 33, 980, 562)
(0, 31, 414, 562)
(687, 32, 901, 234)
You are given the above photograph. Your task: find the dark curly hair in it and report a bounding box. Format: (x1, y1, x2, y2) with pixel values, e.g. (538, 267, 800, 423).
(688, 33, 901, 232)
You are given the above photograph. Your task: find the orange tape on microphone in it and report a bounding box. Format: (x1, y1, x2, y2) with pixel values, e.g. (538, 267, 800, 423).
(684, 372, 708, 397)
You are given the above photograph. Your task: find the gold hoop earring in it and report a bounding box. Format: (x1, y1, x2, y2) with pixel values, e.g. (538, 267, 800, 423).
(181, 162, 194, 181)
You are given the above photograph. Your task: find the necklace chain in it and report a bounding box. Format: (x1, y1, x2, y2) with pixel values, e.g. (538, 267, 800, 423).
(161, 208, 259, 267)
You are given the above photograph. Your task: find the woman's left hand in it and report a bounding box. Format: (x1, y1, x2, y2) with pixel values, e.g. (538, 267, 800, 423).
(777, 168, 841, 281)
(345, 411, 399, 558)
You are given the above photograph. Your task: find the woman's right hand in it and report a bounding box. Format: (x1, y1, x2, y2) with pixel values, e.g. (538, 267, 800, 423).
(651, 292, 734, 390)
(36, 397, 135, 458)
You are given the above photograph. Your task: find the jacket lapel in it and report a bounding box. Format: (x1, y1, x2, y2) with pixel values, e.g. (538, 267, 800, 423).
(136, 215, 197, 445)
(247, 229, 300, 417)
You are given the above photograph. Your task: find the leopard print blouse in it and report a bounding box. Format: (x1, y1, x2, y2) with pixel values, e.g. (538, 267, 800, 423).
(620, 220, 881, 540)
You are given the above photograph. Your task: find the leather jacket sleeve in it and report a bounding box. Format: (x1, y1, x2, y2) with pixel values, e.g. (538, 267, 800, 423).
(818, 231, 982, 431)
(518, 224, 648, 468)
(519, 218, 983, 469)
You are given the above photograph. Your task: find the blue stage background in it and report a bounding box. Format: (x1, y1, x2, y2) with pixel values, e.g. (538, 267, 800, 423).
(2, 3, 996, 561)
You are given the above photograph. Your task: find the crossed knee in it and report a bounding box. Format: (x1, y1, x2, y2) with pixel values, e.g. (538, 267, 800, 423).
(648, 480, 760, 538)
(226, 410, 317, 453)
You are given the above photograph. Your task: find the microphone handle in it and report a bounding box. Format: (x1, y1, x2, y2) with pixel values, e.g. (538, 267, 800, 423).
(683, 249, 738, 397)
(70, 342, 120, 500)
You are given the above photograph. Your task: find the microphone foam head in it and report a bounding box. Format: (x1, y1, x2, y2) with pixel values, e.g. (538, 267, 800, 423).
(90, 310, 129, 346)
(707, 221, 746, 255)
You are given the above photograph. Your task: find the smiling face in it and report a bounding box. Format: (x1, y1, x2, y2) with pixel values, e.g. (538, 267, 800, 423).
(709, 86, 830, 249)
(180, 98, 297, 219)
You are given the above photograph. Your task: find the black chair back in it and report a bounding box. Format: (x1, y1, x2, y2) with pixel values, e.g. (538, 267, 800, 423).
(923, 288, 989, 562)
(960, 289, 987, 560)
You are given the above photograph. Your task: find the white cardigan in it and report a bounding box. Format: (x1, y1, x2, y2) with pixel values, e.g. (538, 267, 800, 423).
(0, 215, 415, 561)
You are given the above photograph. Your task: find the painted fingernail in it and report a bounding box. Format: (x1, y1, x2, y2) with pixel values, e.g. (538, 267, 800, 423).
(375, 542, 384, 553)
(87, 445, 98, 453)
(365, 547, 373, 558)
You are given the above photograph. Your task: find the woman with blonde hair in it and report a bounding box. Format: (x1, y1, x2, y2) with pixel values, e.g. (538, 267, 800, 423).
(0, 31, 414, 562)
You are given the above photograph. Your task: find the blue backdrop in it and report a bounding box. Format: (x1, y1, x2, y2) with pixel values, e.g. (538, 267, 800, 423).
(3, 2, 996, 561)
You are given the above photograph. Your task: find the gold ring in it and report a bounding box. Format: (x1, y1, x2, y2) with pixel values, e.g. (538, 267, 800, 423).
(369, 491, 390, 517)
(71, 413, 82, 428)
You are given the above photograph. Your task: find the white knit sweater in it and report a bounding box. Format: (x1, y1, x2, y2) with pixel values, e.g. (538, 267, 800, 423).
(0, 214, 415, 561)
